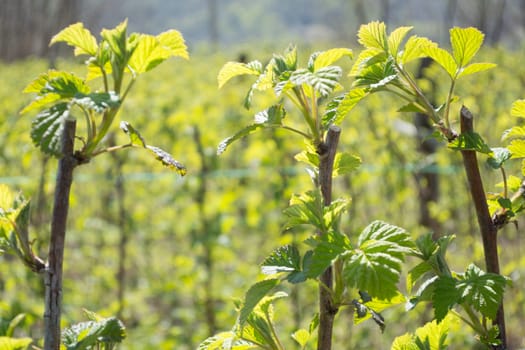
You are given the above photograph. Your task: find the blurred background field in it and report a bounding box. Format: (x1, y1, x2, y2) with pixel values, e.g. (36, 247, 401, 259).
(1, 1, 525, 349)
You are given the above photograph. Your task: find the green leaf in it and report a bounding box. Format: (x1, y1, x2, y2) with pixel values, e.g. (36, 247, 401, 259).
(290, 66, 342, 97)
(487, 147, 511, 169)
(508, 140, 525, 158)
(283, 190, 324, 232)
(217, 124, 263, 155)
(0, 337, 33, 350)
(501, 126, 525, 141)
(146, 146, 186, 176)
(432, 276, 460, 322)
(73, 92, 120, 113)
(407, 261, 433, 294)
(197, 332, 237, 350)
(448, 131, 492, 154)
(307, 231, 351, 278)
(344, 221, 412, 299)
(100, 20, 128, 62)
(156, 29, 188, 59)
(254, 105, 285, 125)
(261, 245, 304, 283)
(358, 21, 388, 52)
(511, 99, 525, 118)
(62, 317, 126, 350)
(457, 264, 506, 320)
(238, 279, 280, 327)
(450, 27, 484, 67)
(291, 329, 310, 348)
(457, 62, 496, 79)
(322, 88, 367, 127)
(353, 292, 405, 326)
(333, 152, 361, 177)
(312, 48, 353, 71)
(397, 102, 427, 114)
(218, 61, 262, 88)
(422, 46, 457, 78)
(391, 333, 418, 350)
(120, 121, 146, 147)
(31, 103, 71, 156)
(414, 314, 453, 349)
(50, 22, 98, 56)
(400, 36, 436, 64)
(388, 26, 413, 57)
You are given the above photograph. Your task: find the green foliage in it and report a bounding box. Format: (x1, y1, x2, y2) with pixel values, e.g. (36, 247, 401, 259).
(391, 314, 454, 350)
(22, 20, 187, 175)
(0, 337, 33, 350)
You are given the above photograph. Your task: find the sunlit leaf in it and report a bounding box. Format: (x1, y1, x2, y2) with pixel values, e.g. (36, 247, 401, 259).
(391, 333, 418, 350)
(322, 88, 368, 127)
(73, 92, 120, 113)
(100, 19, 128, 62)
(397, 102, 427, 114)
(62, 317, 126, 350)
(290, 66, 342, 97)
(238, 279, 280, 327)
(400, 36, 436, 64)
(333, 152, 361, 177)
(358, 21, 388, 51)
(197, 332, 237, 350)
(217, 124, 263, 155)
(283, 190, 324, 231)
(261, 245, 305, 283)
(487, 147, 511, 169)
(388, 26, 413, 57)
(450, 27, 484, 67)
(457, 62, 496, 79)
(218, 61, 262, 88)
(120, 121, 146, 147)
(312, 48, 353, 71)
(306, 230, 351, 278)
(422, 46, 457, 78)
(156, 29, 188, 59)
(511, 99, 525, 118)
(254, 105, 285, 125)
(31, 103, 70, 156)
(50, 22, 98, 56)
(432, 276, 460, 322)
(508, 140, 525, 158)
(291, 329, 310, 348)
(0, 336, 33, 350)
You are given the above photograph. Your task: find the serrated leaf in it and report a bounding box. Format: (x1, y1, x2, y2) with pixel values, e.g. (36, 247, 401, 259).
(217, 124, 263, 155)
(261, 245, 301, 275)
(21, 93, 62, 114)
(283, 190, 324, 231)
(73, 92, 120, 113)
(399, 36, 436, 64)
(100, 20, 128, 62)
(294, 149, 319, 168)
(450, 27, 484, 67)
(487, 147, 511, 169)
(291, 329, 310, 348)
(415, 314, 453, 349)
(307, 231, 351, 278)
(457, 62, 496, 79)
(349, 48, 387, 76)
(508, 139, 525, 158)
(422, 46, 457, 78)
(31, 103, 70, 156)
(145, 146, 186, 175)
(391, 333, 418, 350)
(197, 332, 237, 350)
(24, 70, 90, 99)
(406, 261, 433, 294)
(432, 276, 460, 322)
(312, 48, 353, 71)
(388, 26, 413, 57)
(397, 102, 427, 114)
(457, 264, 506, 320)
(448, 131, 492, 154)
(344, 221, 412, 299)
(50, 22, 98, 56)
(156, 29, 188, 59)
(254, 105, 285, 125)
(120, 121, 146, 147)
(62, 317, 126, 350)
(0, 336, 33, 350)
(322, 88, 367, 127)
(511, 99, 525, 118)
(333, 152, 361, 177)
(218, 61, 262, 88)
(353, 292, 405, 326)
(358, 21, 388, 51)
(238, 279, 280, 327)
(290, 66, 342, 97)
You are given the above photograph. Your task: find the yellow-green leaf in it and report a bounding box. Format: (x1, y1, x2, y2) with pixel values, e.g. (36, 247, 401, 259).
(217, 62, 261, 88)
(391, 333, 418, 350)
(128, 35, 164, 74)
(511, 99, 525, 118)
(388, 26, 413, 57)
(313, 48, 353, 71)
(156, 29, 188, 59)
(508, 140, 525, 159)
(0, 336, 33, 350)
(502, 126, 525, 141)
(358, 21, 388, 51)
(450, 27, 484, 67)
(400, 36, 436, 64)
(457, 62, 496, 79)
(422, 46, 457, 78)
(291, 329, 310, 348)
(50, 22, 98, 56)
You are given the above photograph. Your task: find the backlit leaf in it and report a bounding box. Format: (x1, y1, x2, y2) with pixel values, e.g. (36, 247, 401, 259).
(358, 21, 388, 51)
(101, 20, 128, 62)
(261, 245, 301, 277)
(322, 88, 367, 127)
(457, 62, 496, 79)
(333, 152, 361, 177)
(217, 124, 263, 155)
(290, 66, 342, 97)
(238, 279, 280, 327)
(391, 333, 418, 350)
(283, 190, 324, 232)
(450, 27, 484, 67)
(448, 131, 492, 154)
(312, 48, 353, 71)
(422, 46, 457, 78)
(50, 22, 98, 56)
(0, 336, 33, 350)
(508, 140, 525, 158)
(218, 61, 262, 88)
(146, 146, 186, 176)
(306, 230, 351, 278)
(432, 276, 460, 322)
(254, 105, 285, 125)
(388, 26, 413, 57)
(129, 31, 188, 74)
(511, 99, 525, 118)
(291, 329, 310, 348)
(31, 103, 70, 156)
(120, 121, 146, 147)
(487, 147, 511, 169)
(156, 29, 188, 59)
(399, 36, 436, 64)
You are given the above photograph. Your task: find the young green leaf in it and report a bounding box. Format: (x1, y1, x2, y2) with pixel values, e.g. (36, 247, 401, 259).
(197, 331, 237, 350)
(448, 131, 492, 154)
(291, 329, 310, 348)
(508, 140, 525, 158)
(156, 29, 189, 59)
(261, 245, 304, 282)
(101, 20, 128, 63)
(391, 333, 419, 350)
(0, 337, 33, 350)
(218, 61, 262, 88)
(49, 22, 98, 56)
(358, 21, 388, 52)
(120, 121, 146, 147)
(306, 230, 351, 278)
(217, 124, 263, 155)
(344, 221, 412, 299)
(31, 103, 71, 156)
(457, 62, 496, 79)
(422, 46, 457, 79)
(322, 88, 368, 127)
(289, 66, 342, 97)
(312, 48, 353, 71)
(387, 26, 413, 57)
(487, 147, 511, 169)
(432, 276, 460, 322)
(511, 99, 525, 118)
(333, 152, 361, 177)
(399, 36, 436, 65)
(238, 279, 280, 327)
(450, 27, 484, 68)
(283, 190, 325, 232)
(62, 317, 126, 350)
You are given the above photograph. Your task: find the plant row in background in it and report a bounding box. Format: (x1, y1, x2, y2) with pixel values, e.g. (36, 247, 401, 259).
(0, 21, 524, 349)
